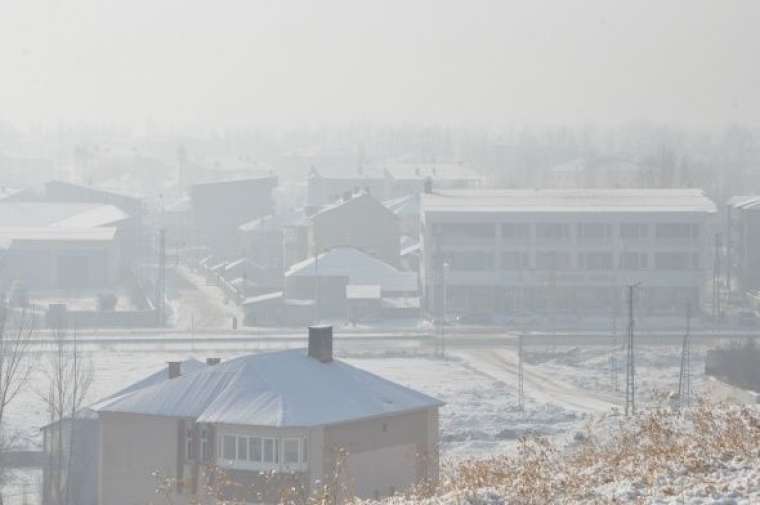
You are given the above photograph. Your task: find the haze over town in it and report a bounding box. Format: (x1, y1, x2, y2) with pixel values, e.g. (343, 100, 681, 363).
(1, 1, 760, 505)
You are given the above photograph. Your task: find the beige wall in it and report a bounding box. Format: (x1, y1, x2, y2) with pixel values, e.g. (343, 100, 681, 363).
(322, 408, 439, 500)
(99, 412, 181, 505)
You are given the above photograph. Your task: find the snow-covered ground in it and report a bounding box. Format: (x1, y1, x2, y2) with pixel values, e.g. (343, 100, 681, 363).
(3, 340, 754, 503)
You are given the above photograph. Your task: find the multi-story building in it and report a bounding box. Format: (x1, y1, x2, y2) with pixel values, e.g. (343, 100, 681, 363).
(421, 189, 717, 317)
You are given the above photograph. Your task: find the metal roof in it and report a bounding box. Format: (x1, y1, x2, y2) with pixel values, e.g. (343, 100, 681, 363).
(92, 349, 442, 427)
(422, 189, 717, 214)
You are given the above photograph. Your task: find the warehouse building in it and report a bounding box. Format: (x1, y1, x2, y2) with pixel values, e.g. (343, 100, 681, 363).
(421, 189, 717, 317)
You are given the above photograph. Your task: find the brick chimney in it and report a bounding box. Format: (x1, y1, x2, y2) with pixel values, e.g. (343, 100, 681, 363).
(167, 361, 182, 379)
(308, 325, 333, 363)
(206, 357, 221, 366)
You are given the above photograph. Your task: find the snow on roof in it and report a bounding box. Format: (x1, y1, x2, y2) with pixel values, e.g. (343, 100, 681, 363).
(422, 189, 717, 214)
(384, 194, 420, 216)
(381, 296, 421, 309)
(51, 205, 129, 228)
(727, 195, 760, 210)
(0, 227, 117, 243)
(243, 291, 284, 305)
(346, 284, 382, 300)
(93, 349, 442, 427)
(401, 242, 421, 257)
(310, 166, 385, 180)
(310, 192, 394, 221)
(285, 247, 417, 293)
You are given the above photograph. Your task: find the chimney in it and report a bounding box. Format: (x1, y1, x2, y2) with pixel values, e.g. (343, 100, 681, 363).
(206, 357, 221, 366)
(423, 177, 433, 194)
(167, 361, 182, 379)
(308, 325, 333, 363)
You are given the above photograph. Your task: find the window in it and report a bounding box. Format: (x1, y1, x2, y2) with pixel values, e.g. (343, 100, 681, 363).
(283, 439, 300, 464)
(655, 223, 699, 240)
(535, 251, 571, 270)
(501, 252, 529, 270)
(237, 436, 248, 460)
(449, 251, 494, 271)
(619, 252, 648, 270)
(200, 428, 209, 461)
(436, 223, 495, 239)
(620, 223, 648, 240)
(249, 437, 262, 462)
(536, 223, 569, 240)
(655, 252, 690, 270)
(501, 223, 530, 240)
(577, 223, 611, 241)
(263, 438, 278, 464)
(185, 426, 194, 461)
(578, 252, 613, 271)
(222, 435, 236, 460)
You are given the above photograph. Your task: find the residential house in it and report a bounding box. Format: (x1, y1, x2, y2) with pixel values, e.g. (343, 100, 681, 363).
(91, 327, 442, 504)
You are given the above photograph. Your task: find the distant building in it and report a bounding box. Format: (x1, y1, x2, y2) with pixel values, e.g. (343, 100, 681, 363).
(726, 195, 760, 293)
(0, 202, 131, 290)
(282, 247, 418, 320)
(91, 327, 442, 504)
(190, 176, 278, 255)
(306, 163, 483, 210)
(421, 189, 717, 317)
(309, 192, 400, 267)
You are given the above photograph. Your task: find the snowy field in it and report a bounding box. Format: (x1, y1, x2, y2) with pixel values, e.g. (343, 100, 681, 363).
(3, 340, 751, 504)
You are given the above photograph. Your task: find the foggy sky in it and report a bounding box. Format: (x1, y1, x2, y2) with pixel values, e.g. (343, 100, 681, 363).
(1, 0, 759, 128)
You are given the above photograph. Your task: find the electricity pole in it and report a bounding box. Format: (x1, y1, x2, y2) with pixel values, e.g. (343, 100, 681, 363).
(677, 302, 692, 410)
(712, 233, 721, 321)
(518, 333, 525, 413)
(625, 283, 640, 416)
(155, 228, 166, 326)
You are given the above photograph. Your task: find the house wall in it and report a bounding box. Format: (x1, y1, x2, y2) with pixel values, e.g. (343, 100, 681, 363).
(2, 238, 120, 290)
(98, 412, 182, 505)
(310, 196, 400, 267)
(322, 408, 439, 500)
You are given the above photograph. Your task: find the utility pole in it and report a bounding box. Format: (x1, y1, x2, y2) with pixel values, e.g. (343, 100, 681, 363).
(713, 233, 722, 321)
(155, 228, 166, 326)
(625, 283, 639, 416)
(610, 302, 619, 392)
(518, 333, 525, 413)
(440, 260, 449, 358)
(677, 302, 692, 410)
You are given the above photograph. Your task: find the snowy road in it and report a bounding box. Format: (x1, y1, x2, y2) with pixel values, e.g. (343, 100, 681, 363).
(456, 348, 619, 415)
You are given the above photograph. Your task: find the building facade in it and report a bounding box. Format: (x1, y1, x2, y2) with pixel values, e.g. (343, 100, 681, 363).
(421, 189, 717, 317)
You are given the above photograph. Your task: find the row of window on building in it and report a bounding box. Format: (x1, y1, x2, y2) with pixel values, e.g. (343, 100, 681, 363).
(218, 434, 308, 468)
(433, 222, 701, 241)
(441, 251, 701, 271)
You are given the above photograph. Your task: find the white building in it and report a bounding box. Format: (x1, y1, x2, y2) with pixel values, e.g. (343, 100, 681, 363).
(421, 189, 717, 317)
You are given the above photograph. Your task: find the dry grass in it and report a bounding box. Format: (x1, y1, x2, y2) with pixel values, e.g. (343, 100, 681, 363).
(395, 400, 760, 504)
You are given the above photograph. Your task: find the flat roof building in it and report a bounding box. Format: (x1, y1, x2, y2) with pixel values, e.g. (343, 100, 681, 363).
(421, 189, 717, 317)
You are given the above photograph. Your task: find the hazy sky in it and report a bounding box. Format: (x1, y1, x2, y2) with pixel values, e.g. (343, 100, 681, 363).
(1, 0, 758, 128)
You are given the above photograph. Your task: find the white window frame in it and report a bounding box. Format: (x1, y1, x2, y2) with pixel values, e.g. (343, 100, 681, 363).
(216, 433, 307, 472)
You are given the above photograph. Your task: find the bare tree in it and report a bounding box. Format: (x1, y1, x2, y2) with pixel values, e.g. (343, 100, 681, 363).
(40, 324, 94, 505)
(0, 302, 35, 505)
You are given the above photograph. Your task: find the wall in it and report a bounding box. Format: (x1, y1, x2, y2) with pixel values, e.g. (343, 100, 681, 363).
(98, 412, 181, 505)
(322, 408, 439, 500)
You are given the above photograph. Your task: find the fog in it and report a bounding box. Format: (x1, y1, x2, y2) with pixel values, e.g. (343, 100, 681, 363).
(2, 0, 760, 127)
(3, 2, 760, 505)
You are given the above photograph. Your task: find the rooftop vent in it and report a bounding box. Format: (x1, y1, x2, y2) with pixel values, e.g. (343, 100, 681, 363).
(308, 325, 333, 363)
(423, 177, 433, 194)
(167, 361, 182, 379)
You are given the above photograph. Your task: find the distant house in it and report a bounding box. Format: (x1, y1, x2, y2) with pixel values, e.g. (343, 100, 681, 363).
(191, 176, 278, 255)
(309, 192, 401, 267)
(306, 166, 387, 210)
(283, 247, 418, 320)
(0, 202, 131, 289)
(90, 327, 442, 504)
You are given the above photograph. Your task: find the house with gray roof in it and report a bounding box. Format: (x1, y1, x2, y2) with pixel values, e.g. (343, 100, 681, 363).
(89, 327, 441, 504)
